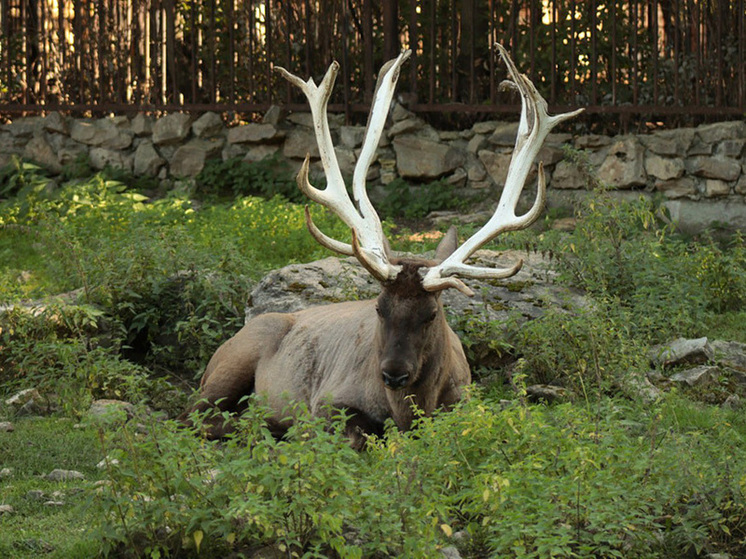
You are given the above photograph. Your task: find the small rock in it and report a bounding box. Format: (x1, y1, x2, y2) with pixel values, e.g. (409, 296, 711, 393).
(526, 384, 571, 403)
(27, 490, 46, 500)
(0, 504, 14, 514)
(45, 469, 85, 482)
(650, 337, 712, 368)
(441, 546, 463, 559)
(669, 365, 720, 387)
(5, 388, 47, 416)
(0, 468, 12, 478)
(43, 501, 65, 507)
(0, 421, 14, 432)
(722, 394, 742, 410)
(88, 399, 135, 421)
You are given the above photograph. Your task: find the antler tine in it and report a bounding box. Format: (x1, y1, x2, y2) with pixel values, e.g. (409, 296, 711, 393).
(422, 44, 584, 295)
(277, 53, 411, 282)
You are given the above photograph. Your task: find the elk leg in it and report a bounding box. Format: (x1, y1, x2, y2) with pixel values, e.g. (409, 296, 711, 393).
(342, 407, 384, 451)
(182, 314, 294, 438)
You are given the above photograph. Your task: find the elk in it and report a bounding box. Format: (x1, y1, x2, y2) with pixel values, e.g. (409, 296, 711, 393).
(183, 45, 582, 449)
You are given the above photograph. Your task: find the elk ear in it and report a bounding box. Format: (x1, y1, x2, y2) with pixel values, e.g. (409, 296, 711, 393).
(434, 226, 459, 263)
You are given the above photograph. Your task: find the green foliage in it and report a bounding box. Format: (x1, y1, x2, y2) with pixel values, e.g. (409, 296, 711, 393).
(377, 178, 470, 220)
(509, 303, 649, 396)
(196, 154, 300, 202)
(692, 232, 746, 313)
(0, 303, 179, 415)
(89, 394, 746, 559)
(544, 190, 714, 343)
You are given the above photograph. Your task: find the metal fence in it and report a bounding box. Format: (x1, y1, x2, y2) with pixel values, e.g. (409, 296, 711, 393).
(1, 0, 744, 128)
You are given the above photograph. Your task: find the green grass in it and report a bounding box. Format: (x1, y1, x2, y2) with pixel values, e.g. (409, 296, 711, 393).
(0, 417, 103, 559)
(1, 163, 746, 557)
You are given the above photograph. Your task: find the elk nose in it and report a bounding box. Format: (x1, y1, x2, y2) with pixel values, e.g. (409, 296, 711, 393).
(381, 363, 410, 390)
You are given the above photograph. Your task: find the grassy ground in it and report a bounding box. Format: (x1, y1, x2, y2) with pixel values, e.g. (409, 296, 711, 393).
(2, 163, 746, 557)
(0, 417, 101, 558)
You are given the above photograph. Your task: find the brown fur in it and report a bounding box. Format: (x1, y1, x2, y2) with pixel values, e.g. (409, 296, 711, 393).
(182, 237, 471, 449)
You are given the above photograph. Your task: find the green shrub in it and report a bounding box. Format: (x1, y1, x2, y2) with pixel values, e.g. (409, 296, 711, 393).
(91, 394, 746, 559)
(196, 154, 300, 201)
(0, 303, 180, 415)
(377, 178, 471, 220)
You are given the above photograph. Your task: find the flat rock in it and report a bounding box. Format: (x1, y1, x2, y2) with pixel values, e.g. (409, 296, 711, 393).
(650, 337, 713, 368)
(45, 469, 85, 482)
(669, 365, 720, 387)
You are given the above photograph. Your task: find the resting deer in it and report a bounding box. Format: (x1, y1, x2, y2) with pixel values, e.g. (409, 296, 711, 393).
(184, 45, 582, 449)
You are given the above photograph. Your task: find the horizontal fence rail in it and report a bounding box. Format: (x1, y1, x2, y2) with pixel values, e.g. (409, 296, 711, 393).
(0, 0, 744, 128)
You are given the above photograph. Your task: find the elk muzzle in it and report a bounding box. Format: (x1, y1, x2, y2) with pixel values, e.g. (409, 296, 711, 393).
(380, 358, 413, 390)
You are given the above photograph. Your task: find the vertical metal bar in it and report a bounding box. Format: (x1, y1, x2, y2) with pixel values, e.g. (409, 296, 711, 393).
(208, 0, 215, 103)
(190, 0, 196, 102)
(40, 0, 46, 104)
(165, 0, 176, 104)
(529, 0, 536, 80)
(305, 0, 312, 79)
(489, 0, 496, 104)
(2, 0, 9, 97)
(510, 0, 517, 53)
(97, 0, 105, 103)
(469, 0, 475, 103)
(363, 0, 373, 103)
(570, 0, 575, 98)
(711, 2, 716, 107)
(285, 0, 292, 103)
(673, 0, 680, 107)
(21, 0, 28, 104)
(740, 0, 745, 110)
(694, 0, 701, 106)
(590, 0, 597, 105)
(611, 1, 616, 104)
(450, 0, 457, 102)
(409, 0, 417, 102)
(150, 0, 158, 104)
(74, 0, 82, 104)
(266, 0, 271, 105)
(652, 0, 658, 105)
(429, 0, 435, 103)
(339, 0, 348, 120)
(631, 0, 638, 105)
(551, 0, 557, 104)
(228, 0, 235, 105)
(58, 0, 65, 79)
(248, 2, 255, 103)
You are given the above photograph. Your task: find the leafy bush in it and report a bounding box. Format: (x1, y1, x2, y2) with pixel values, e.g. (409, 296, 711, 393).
(91, 393, 746, 558)
(0, 303, 180, 415)
(196, 154, 300, 201)
(377, 178, 471, 220)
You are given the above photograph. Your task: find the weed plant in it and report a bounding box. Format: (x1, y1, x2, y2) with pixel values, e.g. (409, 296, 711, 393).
(88, 393, 746, 558)
(3, 158, 746, 558)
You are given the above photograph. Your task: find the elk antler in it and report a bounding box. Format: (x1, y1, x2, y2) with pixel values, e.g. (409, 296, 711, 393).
(421, 44, 584, 296)
(275, 51, 411, 282)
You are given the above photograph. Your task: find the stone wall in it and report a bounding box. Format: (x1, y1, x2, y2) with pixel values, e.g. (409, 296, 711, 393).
(1, 107, 744, 233)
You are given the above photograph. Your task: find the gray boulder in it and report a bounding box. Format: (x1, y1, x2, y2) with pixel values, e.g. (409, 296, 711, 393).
(393, 135, 465, 179)
(650, 337, 712, 368)
(153, 113, 193, 145)
(134, 141, 166, 177)
(192, 112, 224, 138)
(597, 136, 646, 188)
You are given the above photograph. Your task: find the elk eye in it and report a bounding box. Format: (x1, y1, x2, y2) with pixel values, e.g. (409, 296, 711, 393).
(424, 310, 437, 323)
(375, 305, 384, 318)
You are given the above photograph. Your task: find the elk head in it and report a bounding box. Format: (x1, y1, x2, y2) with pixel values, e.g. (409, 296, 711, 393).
(276, 45, 583, 392)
